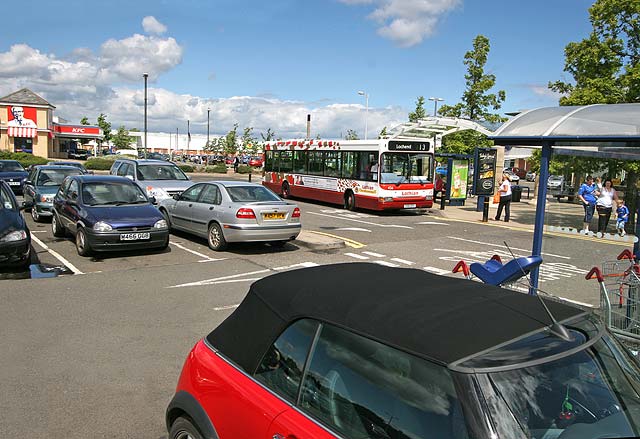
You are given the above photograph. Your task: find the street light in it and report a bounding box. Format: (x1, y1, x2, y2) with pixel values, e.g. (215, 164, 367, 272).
(143, 73, 149, 158)
(428, 97, 444, 117)
(207, 107, 210, 148)
(357, 90, 369, 140)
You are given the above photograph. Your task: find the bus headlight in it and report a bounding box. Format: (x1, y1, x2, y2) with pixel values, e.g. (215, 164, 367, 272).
(378, 197, 394, 203)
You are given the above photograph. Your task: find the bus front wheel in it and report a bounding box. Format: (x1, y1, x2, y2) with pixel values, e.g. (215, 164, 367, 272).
(344, 191, 356, 211)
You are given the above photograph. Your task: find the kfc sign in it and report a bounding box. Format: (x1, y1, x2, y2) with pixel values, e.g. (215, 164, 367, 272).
(7, 106, 37, 127)
(55, 125, 102, 136)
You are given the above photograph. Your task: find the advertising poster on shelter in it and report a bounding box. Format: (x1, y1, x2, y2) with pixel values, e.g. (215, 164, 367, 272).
(450, 160, 469, 199)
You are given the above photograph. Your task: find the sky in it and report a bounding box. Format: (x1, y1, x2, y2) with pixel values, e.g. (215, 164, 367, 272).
(0, 0, 595, 140)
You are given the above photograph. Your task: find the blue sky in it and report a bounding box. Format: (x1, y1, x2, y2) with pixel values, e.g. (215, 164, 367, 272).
(0, 0, 594, 138)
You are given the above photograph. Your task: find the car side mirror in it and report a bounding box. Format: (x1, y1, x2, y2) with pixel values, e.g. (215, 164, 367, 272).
(20, 200, 33, 210)
(88, 170, 94, 175)
(125, 175, 134, 181)
(172, 194, 180, 201)
(148, 196, 157, 204)
(70, 192, 78, 203)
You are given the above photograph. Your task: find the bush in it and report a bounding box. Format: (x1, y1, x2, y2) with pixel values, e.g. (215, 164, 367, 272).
(178, 164, 194, 173)
(0, 151, 49, 168)
(85, 158, 116, 171)
(205, 164, 227, 174)
(237, 164, 253, 174)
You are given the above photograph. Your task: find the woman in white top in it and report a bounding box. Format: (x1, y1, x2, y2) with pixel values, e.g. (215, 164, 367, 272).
(596, 178, 618, 234)
(494, 173, 512, 222)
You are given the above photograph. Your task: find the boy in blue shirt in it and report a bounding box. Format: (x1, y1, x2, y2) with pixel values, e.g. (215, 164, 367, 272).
(616, 199, 629, 236)
(577, 175, 599, 234)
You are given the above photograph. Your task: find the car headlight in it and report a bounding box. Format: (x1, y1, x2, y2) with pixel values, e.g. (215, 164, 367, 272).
(153, 219, 168, 229)
(93, 221, 113, 232)
(1, 230, 28, 242)
(146, 186, 170, 199)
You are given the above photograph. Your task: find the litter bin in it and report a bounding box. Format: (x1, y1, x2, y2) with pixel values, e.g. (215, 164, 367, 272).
(511, 185, 522, 202)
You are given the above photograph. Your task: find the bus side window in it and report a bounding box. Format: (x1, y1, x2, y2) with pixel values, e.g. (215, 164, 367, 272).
(265, 151, 275, 172)
(341, 152, 356, 179)
(356, 152, 373, 181)
(280, 151, 293, 173)
(324, 151, 340, 177)
(293, 151, 307, 174)
(308, 151, 323, 176)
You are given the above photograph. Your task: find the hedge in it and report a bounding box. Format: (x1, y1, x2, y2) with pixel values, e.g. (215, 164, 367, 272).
(237, 164, 253, 174)
(85, 158, 116, 171)
(0, 151, 49, 168)
(178, 164, 194, 173)
(205, 164, 227, 174)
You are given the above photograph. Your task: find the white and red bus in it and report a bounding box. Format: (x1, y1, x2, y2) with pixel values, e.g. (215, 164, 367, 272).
(262, 138, 435, 211)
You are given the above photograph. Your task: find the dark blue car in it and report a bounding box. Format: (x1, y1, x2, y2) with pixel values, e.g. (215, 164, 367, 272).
(51, 175, 169, 256)
(0, 180, 32, 268)
(0, 160, 28, 194)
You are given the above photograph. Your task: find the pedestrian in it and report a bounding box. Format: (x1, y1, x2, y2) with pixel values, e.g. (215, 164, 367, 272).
(494, 173, 512, 222)
(595, 178, 618, 236)
(435, 173, 445, 199)
(616, 199, 630, 236)
(233, 154, 240, 173)
(577, 175, 599, 234)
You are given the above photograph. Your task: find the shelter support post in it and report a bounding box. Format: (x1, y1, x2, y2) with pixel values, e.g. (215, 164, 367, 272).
(529, 142, 552, 295)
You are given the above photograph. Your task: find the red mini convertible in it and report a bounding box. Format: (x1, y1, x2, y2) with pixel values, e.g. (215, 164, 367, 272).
(167, 263, 640, 439)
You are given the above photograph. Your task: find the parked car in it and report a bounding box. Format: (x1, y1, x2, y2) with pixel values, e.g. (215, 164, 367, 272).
(547, 175, 576, 201)
(225, 156, 234, 165)
(167, 263, 640, 439)
(51, 175, 169, 256)
(158, 181, 301, 251)
(109, 159, 193, 203)
(144, 152, 168, 161)
(525, 170, 536, 181)
(24, 165, 84, 222)
(0, 180, 31, 268)
(503, 169, 520, 183)
(0, 160, 28, 194)
(248, 156, 264, 167)
(47, 161, 92, 174)
(68, 148, 89, 160)
(547, 175, 566, 190)
(508, 166, 527, 179)
(435, 165, 447, 176)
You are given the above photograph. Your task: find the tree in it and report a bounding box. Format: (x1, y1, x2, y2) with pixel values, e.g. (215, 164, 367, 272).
(438, 35, 507, 154)
(345, 129, 359, 140)
(378, 126, 388, 138)
(241, 127, 258, 154)
(548, 0, 640, 223)
(260, 128, 276, 141)
(224, 124, 239, 155)
(112, 126, 133, 150)
(408, 96, 427, 122)
(97, 113, 112, 146)
(80, 117, 90, 125)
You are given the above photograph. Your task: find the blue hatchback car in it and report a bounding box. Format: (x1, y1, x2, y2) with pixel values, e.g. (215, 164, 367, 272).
(51, 175, 169, 256)
(0, 160, 28, 194)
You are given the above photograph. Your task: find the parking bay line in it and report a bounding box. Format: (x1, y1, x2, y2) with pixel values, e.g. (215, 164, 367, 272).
(446, 236, 571, 260)
(170, 241, 225, 262)
(308, 212, 413, 229)
(30, 234, 84, 275)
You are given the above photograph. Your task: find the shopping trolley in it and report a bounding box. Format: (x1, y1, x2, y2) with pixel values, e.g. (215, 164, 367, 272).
(586, 249, 640, 342)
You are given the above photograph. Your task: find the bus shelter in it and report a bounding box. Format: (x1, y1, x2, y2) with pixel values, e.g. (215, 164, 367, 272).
(490, 104, 640, 294)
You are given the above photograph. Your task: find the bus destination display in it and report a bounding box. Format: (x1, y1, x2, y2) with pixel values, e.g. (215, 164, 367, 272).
(388, 141, 430, 152)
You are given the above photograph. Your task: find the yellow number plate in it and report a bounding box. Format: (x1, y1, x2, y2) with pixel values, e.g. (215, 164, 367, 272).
(263, 212, 286, 220)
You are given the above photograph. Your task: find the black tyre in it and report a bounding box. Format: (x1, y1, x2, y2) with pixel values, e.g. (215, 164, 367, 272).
(169, 417, 204, 439)
(51, 213, 65, 237)
(31, 206, 41, 223)
(282, 181, 291, 199)
(344, 191, 356, 211)
(75, 227, 93, 257)
(207, 222, 227, 251)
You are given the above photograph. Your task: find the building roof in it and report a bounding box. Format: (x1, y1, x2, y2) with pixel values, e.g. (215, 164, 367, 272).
(206, 263, 585, 373)
(0, 88, 54, 108)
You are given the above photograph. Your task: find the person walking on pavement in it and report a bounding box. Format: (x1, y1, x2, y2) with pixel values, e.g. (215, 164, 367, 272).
(233, 154, 240, 173)
(595, 178, 618, 236)
(494, 173, 512, 222)
(577, 175, 599, 234)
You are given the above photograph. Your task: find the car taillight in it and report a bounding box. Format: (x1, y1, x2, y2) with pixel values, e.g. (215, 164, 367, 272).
(236, 208, 256, 219)
(292, 207, 301, 218)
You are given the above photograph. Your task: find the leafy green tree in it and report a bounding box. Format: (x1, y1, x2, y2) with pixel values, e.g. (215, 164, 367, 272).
(241, 127, 258, 153)
(548, 0, 640, 223)
(378, 126, 388, 138)
(408, 96, 427, 122)
(224, 124, 239, 155)
(80, 117, 90, 125)
(345, 129, 359, 140)
(260, 128, 276, 141)
(112, 126, 133, 150)
(97, 113, 112, 145)
(438, 35, 506, 154)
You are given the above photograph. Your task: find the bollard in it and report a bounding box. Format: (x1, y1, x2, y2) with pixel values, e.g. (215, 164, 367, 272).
(248, 173, 252, 182)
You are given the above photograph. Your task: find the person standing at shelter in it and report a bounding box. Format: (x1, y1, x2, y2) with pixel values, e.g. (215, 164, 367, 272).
(596, 178, 618, 236)
(494, 173, 512, 222)
(578, 175, 599, 234)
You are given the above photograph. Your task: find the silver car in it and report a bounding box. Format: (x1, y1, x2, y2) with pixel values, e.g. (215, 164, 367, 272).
(158, 181, 301, 250)
(109, 159, 193, 202)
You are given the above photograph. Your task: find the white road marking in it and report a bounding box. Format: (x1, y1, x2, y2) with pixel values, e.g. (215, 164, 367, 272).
(423, 266, 451, 275)
(308, 212, 413, 229)
(345, 253, 369, 260)
(170, 241, 224, 262)
(416, 221, 448, 225)
(213, 304, 240, 311)
(30, 230, 47, 233)
(446, 236, 571, 260)
(273, 262, 320, 270)
(168, 269, 270, 288)
(335, 227, 372, 232)
(30, 234, 84, 275)
(390, 258, 415, 265)
(362, 251, 386, 258)
(373, 260, 400, 268)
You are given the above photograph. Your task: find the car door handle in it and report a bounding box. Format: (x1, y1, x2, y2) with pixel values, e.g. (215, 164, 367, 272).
(209, 206, 214, 210)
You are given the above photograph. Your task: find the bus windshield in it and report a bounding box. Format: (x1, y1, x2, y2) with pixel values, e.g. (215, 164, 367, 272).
(380, 153, 432, 184)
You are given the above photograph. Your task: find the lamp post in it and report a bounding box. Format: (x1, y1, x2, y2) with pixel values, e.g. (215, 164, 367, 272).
(357, 90, 369, 140)
(143, 73, 149, 158)
(207, 107, 211, 148)
(428, 97, 444, 117)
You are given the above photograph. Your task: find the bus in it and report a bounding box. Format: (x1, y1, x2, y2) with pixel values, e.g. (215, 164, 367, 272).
(262, 138, 435, 211)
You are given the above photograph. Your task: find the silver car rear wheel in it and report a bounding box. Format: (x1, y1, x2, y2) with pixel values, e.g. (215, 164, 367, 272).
(207, 222, 227, 251)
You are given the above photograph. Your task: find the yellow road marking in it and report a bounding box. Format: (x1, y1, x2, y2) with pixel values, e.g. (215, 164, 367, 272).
(308, 231, 366, 248)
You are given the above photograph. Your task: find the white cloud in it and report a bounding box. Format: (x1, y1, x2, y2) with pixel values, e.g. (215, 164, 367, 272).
(142, 16, 167, 35)
(340, 0, 460, 47)
(529, 84, 562, 99)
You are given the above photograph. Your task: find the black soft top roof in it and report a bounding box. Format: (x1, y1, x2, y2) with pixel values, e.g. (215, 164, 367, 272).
(207, 263, 585, 373)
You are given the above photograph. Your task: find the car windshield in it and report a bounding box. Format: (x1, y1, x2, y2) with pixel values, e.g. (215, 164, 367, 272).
(82, 182, 149, 206)
(380, 153, 433, 184)
(549, 176, 562, 181)
(0, 161, 24, 172)
(486, 329, 640, 438)
(226, 186, 281, 202)
(37, 168, 82, 186)
(137, 164, 188, 181)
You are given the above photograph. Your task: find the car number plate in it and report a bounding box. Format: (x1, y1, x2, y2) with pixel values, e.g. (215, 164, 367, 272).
(120, 232, 150, 241)
(403, 204, 417, 208)
(8, 181, 20, 186)
(263, 212, 286, 220)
